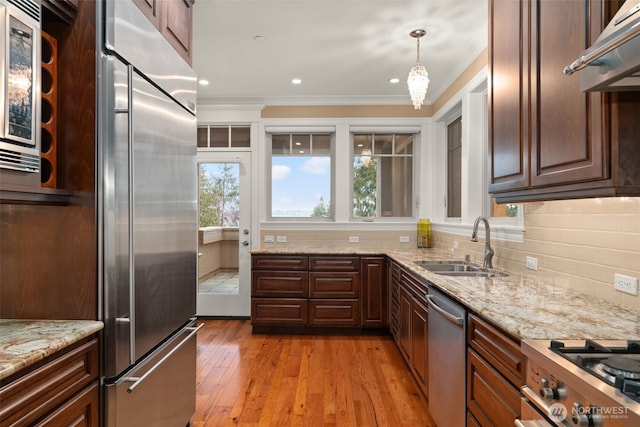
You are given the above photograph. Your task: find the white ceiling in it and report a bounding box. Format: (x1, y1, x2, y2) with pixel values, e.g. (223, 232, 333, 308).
(192, 0, 488, 107)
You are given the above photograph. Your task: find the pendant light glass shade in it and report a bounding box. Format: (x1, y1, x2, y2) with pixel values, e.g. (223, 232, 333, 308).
(407, 29, 429, 110)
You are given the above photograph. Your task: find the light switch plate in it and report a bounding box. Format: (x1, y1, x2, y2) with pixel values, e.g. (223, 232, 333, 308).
(276, 235, 287, 243)
(399, 236, 410, 243)
(263, 235, 275, 243)
(348, 236, 359, 243)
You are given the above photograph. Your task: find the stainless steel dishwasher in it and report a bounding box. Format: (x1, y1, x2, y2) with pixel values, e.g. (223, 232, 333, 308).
(426, 287, 466, 427)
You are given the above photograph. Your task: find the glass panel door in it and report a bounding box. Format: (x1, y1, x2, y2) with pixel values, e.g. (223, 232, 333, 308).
(196, 152, 251, 316)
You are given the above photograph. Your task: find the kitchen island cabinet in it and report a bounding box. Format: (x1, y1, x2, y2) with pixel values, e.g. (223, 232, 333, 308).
(489, 0, 640, 203)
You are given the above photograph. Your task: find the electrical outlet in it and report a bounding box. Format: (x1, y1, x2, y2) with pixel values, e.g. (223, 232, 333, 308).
(614, 274, 638, 295)
(399, 236, 410, 243)
(276, 235, 287, 243)
(453, 240, 459, 249)
(526, 256, 538, 271)
(348, 236, 359, 243)
(263, 235, 275, 243)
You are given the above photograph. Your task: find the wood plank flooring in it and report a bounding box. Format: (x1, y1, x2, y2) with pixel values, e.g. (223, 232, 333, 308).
(192, 320, 436, 427)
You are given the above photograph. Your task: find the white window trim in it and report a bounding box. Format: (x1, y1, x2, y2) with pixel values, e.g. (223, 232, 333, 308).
(429, 67, 524, 243)
(258, 118, 428, 227)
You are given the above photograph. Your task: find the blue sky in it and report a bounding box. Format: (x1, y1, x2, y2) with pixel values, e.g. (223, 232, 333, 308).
(272, 156, 331, 215)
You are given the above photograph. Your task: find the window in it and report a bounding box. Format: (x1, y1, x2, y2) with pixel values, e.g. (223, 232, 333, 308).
(198, 125, 250, 148)
(199, 163, 240, 227)
(447, 117, 462, 218)
(352, 133, 414, 219)
(270, 133, 333, 219)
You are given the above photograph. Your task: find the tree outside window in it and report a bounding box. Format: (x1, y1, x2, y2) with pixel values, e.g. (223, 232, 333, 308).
(199, 163, 240, 227)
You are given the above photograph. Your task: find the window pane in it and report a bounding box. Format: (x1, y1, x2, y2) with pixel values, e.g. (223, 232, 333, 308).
(272, 134, 290, 154)
(447, 118, 462, 218)
(491, 198, 518, 218)
(199, 163, 240, 227)
(312, 134, 331, 155)
(231, 126, 250, 148)
(210, 127, 228, 148)
(395, 134, 413, 154)
(374, 134, 393, 154)
(352, 133, 414, 219)
(354, 134, 372, 156)
(271, 133, 333, 219)
(197, 127, 208, 148)
(380, 156, 412, 217)
(292, 134, 310, 154)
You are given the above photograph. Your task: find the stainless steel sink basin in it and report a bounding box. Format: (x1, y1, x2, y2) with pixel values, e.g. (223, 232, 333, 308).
(413, 260, 508, 278)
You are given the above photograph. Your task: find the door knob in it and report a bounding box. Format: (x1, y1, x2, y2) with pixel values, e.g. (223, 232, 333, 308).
(241, 241, 249, 246)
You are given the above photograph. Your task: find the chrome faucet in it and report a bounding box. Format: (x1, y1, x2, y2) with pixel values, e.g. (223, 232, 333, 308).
(471, 216, 494, 269)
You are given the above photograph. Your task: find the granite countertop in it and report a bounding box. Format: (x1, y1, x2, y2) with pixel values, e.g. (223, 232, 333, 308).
(0, 319, 104, 381)
(252, 245, 640, 341)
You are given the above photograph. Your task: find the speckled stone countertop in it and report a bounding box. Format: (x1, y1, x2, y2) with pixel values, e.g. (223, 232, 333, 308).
(252, 246, 640, 341)
(0, 319, 104, 381)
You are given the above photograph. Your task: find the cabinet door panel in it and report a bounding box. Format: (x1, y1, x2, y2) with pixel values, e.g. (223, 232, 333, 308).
(251, 298, 308, 325)
(531, 0, 607, 187)
(309, 300, 360, 327)
(309, 272, 359, 299)
(251, 271, 309, 297)
(489, 0, 529, 192)
(35, 383, 99, 427)
(467, 349, 520, 427)
(410, 298, 428, 397)
(132, 0, 160, 28)
(162, 0, 194, 64)
(361, 257, 387, 327)
(398, 287, 412, 361)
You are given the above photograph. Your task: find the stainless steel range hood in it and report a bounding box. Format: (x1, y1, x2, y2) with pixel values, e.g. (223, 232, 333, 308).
(563, 0, 640, 91)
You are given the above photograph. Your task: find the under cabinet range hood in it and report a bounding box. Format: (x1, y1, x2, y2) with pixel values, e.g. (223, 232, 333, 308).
(564, 0, 640, 91)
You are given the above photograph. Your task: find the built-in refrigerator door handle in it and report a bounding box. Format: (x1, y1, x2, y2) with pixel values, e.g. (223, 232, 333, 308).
(123, 322, 203, 393)
(126, 64, 136, 367)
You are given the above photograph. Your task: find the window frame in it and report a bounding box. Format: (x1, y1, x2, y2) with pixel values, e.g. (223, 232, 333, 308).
(349, 131, 418, 222)
(266, 131, 336, 222)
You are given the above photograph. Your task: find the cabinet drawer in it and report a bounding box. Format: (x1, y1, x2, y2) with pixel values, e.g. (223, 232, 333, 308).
(467, 348, 520, 426)
(309, 300, 360, 327)
(0, 338, 99, 427)
(34, 382, 99, 427)
(467, 314, 525, 387)
(309, 272, 360, 298)
(309, 256, 359, 272)
(252, 255, 309, 271)
(400, 270, 428, 302)
(252, 271, 309, 297)
(252, 299, 308, 325)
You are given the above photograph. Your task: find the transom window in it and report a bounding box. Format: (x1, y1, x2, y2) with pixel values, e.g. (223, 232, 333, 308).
(352, 133, 414, 219)
(198, 125, 250, 148)
(270, 133, 333, 219)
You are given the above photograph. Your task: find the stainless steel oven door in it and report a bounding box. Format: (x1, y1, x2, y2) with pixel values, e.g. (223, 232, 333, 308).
(519, 386, 571, 426)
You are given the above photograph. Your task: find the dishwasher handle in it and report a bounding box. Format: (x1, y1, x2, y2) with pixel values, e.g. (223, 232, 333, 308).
(426, 294, 464, 326)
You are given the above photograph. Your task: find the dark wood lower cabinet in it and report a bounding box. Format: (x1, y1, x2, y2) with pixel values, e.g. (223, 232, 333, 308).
(0, 338, 99, 426)
(251, 254, 387, 331)
(467, 348, 521, 427)
(410, 297, 428, 397)
(35, 383, 99, 427)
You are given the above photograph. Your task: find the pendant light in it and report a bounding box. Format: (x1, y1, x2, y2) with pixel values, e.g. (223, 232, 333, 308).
(407, 29, 429, 109)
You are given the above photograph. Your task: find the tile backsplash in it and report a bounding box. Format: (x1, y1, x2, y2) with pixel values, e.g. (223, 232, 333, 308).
(437, 197, 640, 310)
(259, 197, 640, 310)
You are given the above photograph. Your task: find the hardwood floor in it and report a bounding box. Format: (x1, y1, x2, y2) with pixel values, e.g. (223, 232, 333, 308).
(192, 320, 436, 427)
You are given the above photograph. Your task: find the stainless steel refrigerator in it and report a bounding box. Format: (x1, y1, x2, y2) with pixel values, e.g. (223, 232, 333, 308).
(98, 1, 199, 426)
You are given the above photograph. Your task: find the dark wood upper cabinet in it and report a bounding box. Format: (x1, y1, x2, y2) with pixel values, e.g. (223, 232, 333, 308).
(489, 0, 640, 203)
(132, 0, 194, 65)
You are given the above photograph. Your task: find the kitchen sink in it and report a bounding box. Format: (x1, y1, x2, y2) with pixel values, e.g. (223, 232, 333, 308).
(413, 260, 508, 278)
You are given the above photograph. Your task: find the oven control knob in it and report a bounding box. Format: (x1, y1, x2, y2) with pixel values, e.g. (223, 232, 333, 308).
(539, 378, 567, 401)
(571, 403, 603, 427)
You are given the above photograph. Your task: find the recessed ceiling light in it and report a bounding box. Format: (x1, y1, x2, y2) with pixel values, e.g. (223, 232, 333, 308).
(295, 142, 301, 146)
(389, 78, 400, 84)
(253, 35, 264, 41)
(299, 150, 305, 154)
(198, 79, 210, 86)
(291, 78, 302, 85)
